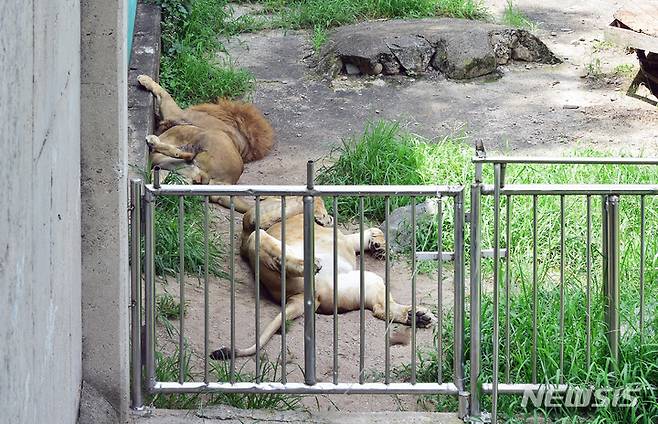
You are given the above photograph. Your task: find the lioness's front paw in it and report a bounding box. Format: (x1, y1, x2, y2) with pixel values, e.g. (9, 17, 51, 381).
(406, 307, 436, 328)
(314, 212, 333, 227)
(369, 228, 387, 259)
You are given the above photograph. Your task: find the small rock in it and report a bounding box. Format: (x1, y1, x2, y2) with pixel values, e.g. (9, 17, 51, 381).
(340, 76, 348, 80)
(610, 98, 617, 102)
(281, 80, 288, 84)
(525, 64, 532, 70)
(551, 81, 560, 86)
(579, 37, 586, 41)
(560, 28, 573, 33)
(550, 31, 557, 37)
(563, 104, 580, 110)
(345, 63, 360, 75)
(263, 111, 270, 115)
(296, 133, 302, 137)
(375, 109, 381, 114)
(371, 62, 383, 75)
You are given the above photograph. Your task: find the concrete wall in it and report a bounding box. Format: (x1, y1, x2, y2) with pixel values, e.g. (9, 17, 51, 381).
(0, 0, 82, 423)
(80, 0, 130, 419)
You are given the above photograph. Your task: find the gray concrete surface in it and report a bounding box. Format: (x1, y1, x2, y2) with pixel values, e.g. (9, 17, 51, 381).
(131, 406, 463, 424)
(128, 3, 161, 178)
(0, 1, 82, 423)
(80, 0, 130, 420)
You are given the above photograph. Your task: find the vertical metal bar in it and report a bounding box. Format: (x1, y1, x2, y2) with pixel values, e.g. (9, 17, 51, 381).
(304, 161, 317, 385)
(559, 195, 565, 385)
(178, 196, 185, 385)
(255, 196, 261, 382)
(606, 195, 620, 362)
(281, 196, 288, 384)
(469, 182, 482, 418)
(492, 164, 502, 423)
(143, 190, 156, 391)
(229, 197, 236, 383)
(153, 166, 161, 189)
(504, 196, 511, 384)
(532, 195, 537, 385)
(586, 195, 592, 372)
(437, 196, 443, 385)
(332, 196, 338, 385)
(411, 197, 417, 385)
(453, 191, 467, 419)
(602, 196, 608, 331)
(130, 179, 143, 409)
(384, 196, 391, 385)
(203, 196, 209, 384)
(639, 195, 645, 348)
(359, 196, 366, 385)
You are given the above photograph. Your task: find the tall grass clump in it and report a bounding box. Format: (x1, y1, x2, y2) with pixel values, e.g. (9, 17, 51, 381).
(150, 348, 301, 409)
(155, 0, 254, 107)
(151, 172, 226, 277)
(321, 120, 658, 421)
(254, 0, 488, 48)
(501, 0, 534, 29)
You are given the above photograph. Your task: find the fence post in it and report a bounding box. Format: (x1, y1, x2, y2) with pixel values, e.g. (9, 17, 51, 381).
(453, 190, 467, 418)
(303, 161, 317, 385)
(129, 179, 144, 410)
(469, 168, 483, 418)
(603, 195, 620, 362)
(143, 187, 156, 391)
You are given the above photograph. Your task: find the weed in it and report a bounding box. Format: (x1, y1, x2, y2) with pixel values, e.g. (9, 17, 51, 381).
(436, 0, 488, 20)
(585, 57, 603, 79)
(150, 348, 301, 410)
(501, 0, 534, 29)
(156, 291, 186, 320)
(613, 63, 636, 79)
(151, 171, 227, 278)
(592, 40, 615, 53)
(154, 0, 254, 107)
(312, 25, 328, 50)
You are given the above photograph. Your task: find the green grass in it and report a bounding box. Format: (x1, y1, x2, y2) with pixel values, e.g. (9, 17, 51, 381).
(236, 0, 488, 49)
(613, 63, 636, 79)
(156, 291, 186, 320)
(155, 0, 254, 107)
(501, 0, 534, 29)
(320, 120, 658, 422)
(151, 349, 301, 409)
(152, 172, 227, 277)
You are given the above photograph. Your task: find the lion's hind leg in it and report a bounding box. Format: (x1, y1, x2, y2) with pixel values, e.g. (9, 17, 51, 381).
(246, 229, 321, 278)
(145, 135, 195, 161)
(137, 75, 185, 122)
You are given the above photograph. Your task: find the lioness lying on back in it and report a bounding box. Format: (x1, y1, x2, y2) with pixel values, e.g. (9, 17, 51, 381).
(210, 196, 436, 359)
(137, 75, 274, 213)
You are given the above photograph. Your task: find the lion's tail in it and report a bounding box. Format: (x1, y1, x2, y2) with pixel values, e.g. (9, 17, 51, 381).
(212, 99, 275, 163)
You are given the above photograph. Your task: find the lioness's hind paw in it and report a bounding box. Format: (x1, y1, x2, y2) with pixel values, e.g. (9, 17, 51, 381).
(407, 308, 436, 328)
(210, 347, 232, 361)
(137, 74, 154, 89)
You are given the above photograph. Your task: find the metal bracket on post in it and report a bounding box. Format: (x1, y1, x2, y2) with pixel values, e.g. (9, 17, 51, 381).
(303, 161, 316, 385)
(603, 195, 620, 362)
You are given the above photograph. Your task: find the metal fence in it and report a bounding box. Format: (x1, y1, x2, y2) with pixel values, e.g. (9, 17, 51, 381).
(130, 162, 468, 416)
(469, 156, 658, 422)
(130, 156, 657, 422)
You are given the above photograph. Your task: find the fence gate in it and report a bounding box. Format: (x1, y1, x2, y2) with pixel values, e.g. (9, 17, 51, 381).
(469, 156, 656, 422)
(129, 156, 654, 422)
(129, 162, 468, 418)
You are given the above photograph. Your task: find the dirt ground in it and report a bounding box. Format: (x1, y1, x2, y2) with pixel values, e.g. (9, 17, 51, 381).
(154, 0, 657, 413)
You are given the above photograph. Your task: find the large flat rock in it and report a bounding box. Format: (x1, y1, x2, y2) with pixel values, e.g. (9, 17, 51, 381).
(317, 18, 560, 79)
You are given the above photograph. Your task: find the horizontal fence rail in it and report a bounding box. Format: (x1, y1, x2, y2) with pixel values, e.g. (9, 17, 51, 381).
(130, 162, 468, 417)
